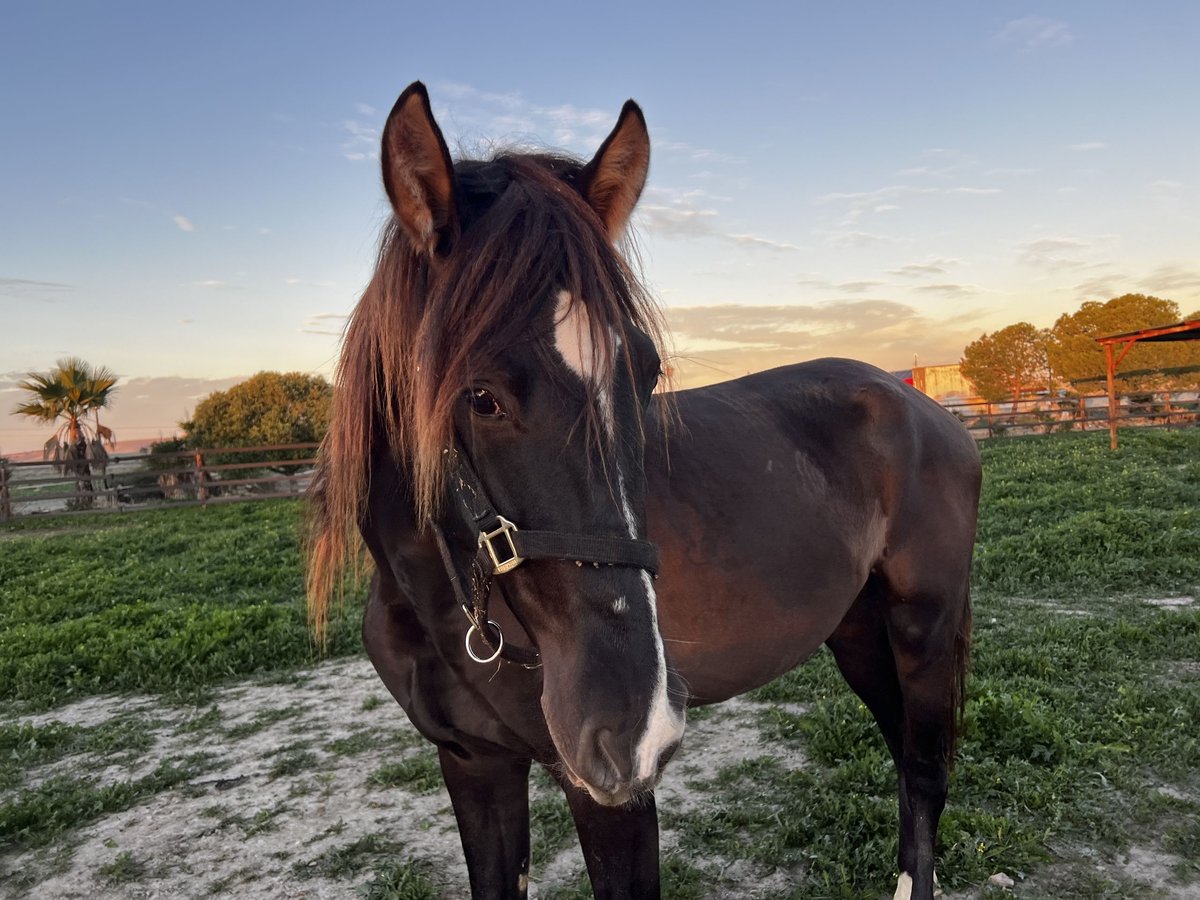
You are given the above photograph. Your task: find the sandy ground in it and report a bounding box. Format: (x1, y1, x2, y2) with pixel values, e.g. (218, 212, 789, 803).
(0, 658, 808, 899)
(2, 642, 1195, 899)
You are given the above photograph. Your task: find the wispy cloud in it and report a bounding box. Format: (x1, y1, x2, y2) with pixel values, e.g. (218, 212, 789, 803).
(996, 16, 1075, 51)
(818, 183, 1000, 225)
(0, 277, 73, 301)
(822, 229, 892, 248)
(420, 81, 733, 165)
(637, 190, 800, 251)
(888, 258, 963, 278)
(913, 282, 981, 297)
(1070, 141, 1107, 152)
(665, 301, 983, 386)
(173, 215, 195, 232)
(301, 312, 349, 336)
(1072, 263, 1200, 304)
(341, 118, 380, 162)
(1143, 263, 1200, 296)
(190, 280, 226, 288)
(1017, 236, 1094, 270)
(836, 281, 886, 294)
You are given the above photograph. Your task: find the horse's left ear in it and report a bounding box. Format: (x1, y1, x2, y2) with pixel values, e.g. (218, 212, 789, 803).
(579, 100, 650, 241)
(381, 81, 457, 255)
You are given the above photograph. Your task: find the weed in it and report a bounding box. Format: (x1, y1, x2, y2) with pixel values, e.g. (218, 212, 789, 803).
(368, 755, 443, 794)
(0, 755, 212, 850)
(362, 859, 442, 899)
(267, 748, 320, 780)
(530, 793, 575, 862)
(97, 849, 147, 884)
(293, 831, 404, 879)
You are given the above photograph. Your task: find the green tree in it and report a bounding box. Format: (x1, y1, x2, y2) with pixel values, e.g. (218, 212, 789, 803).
(1047, 294, 1200, 391)
(960, 322, 1051, 402)
(182, 371, 331, 469)
(12, 358, 119, 506)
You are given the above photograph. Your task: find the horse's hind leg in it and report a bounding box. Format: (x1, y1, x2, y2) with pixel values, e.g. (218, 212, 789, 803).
(825, 576, 915, 895)
(438, 748, 532, 899)
(881, 564, 972, 900)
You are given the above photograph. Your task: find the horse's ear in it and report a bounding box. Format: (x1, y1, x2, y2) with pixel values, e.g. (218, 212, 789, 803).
(579, 100, 650, 241)
(381, 82, 457, 254)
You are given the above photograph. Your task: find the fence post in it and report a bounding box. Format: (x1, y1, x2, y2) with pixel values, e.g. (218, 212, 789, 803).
(986, 402, 994, 439)
(194, 451, 209, 505)
(0, 459, 10, 522)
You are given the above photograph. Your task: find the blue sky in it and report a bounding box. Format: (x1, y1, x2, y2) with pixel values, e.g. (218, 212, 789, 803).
(3, 2, 1198, 451)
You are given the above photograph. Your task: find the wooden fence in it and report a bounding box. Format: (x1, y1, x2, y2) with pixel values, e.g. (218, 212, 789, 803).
(945, 391, 1200, 439)
(0, 443, 319, 521)
(3, 391, 1198, 520)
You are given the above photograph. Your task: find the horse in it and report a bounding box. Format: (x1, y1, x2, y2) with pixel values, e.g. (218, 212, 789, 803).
(307, 81, 981, 900)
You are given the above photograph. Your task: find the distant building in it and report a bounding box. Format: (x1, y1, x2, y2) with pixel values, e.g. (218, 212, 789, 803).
(892, 364, 979, 403)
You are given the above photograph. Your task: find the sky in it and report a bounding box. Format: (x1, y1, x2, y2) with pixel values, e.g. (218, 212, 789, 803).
(3, 1, 1199, 453)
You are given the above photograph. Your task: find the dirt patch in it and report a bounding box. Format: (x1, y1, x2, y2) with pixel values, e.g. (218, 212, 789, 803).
(0, 659, 819, 899)
(2, 655, 1188, 899)
(1144, 596, 1197, 610)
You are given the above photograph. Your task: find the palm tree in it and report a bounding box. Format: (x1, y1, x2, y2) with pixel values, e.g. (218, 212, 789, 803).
(13, 358, 119, 505)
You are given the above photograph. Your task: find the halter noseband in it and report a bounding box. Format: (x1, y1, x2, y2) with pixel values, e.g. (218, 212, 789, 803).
(430, 447, 661, 669)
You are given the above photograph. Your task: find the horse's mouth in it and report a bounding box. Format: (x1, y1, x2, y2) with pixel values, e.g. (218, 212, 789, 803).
(560, 760, 662, 808)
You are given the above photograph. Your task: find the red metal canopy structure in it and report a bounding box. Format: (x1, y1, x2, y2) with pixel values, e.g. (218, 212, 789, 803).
(1095, 318, 1200, 449)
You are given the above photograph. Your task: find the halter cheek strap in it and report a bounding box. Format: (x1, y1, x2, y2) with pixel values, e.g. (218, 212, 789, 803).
(430, 447, 661, 669)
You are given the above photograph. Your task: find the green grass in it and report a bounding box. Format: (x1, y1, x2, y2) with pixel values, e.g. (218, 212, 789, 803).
(368, 755, 444, 794)
(97, 849, 148, 884)
(0, 715, 159, 791)
(974, 429, 1200, 595)
(1, 428, 1199, 897)
(0, 755, 214, 851)
(293, 832, 407, 879)
(0, 500, 363, 711)
(362, 860, 442, 900)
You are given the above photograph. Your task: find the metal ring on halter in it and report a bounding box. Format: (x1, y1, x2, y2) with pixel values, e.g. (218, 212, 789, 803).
(465, 620, 504, 664)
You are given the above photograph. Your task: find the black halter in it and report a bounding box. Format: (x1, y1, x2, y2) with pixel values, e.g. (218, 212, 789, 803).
(430, 447, 661, 668)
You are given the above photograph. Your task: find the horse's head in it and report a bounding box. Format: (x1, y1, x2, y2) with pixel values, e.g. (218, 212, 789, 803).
(375, 83, 685, 805)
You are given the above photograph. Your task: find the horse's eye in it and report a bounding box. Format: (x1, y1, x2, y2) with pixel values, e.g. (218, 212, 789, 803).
(467, 388, 505, 418)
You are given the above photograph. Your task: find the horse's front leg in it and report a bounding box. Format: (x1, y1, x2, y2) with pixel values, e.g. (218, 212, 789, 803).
(561, 781, 661, 899)
(439, 747, 532, 900)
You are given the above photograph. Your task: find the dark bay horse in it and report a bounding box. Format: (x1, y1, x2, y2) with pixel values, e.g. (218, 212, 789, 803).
(308, 81, 980, 900)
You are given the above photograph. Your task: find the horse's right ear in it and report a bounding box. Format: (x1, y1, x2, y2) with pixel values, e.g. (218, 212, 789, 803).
(381, 82, 457, 255)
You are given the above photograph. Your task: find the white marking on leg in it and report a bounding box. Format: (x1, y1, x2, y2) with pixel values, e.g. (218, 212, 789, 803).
(894, 872, 913, 900)
(612, 595, 628, 614)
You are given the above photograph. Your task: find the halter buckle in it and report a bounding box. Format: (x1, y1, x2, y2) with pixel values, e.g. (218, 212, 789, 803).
(479, 516, 524, 574)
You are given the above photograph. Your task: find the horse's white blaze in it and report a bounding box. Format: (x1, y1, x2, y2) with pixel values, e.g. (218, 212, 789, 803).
(893, 872, 913, 900)
(633, 568, 685, 781)
(555, 289, 683, 784)
(618, 469, 685, 782)
(554, 290, 618, 438)
(554, 290, 598, 380)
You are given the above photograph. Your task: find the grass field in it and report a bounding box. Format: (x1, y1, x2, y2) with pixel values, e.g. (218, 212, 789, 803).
(1, 429, 1198, 898)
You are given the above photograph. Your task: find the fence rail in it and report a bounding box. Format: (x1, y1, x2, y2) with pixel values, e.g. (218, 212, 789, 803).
(3, 390, 1198, 521)
(0, 443, 320, 521)
(944, 391, 1200, 439)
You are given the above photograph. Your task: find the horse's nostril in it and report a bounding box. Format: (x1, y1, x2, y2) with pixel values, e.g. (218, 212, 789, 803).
(657, 737, 681, 771)
(595, 727, 634, 783)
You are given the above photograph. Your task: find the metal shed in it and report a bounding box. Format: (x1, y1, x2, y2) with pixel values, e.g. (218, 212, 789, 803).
(1095, 318, 1200, 448)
